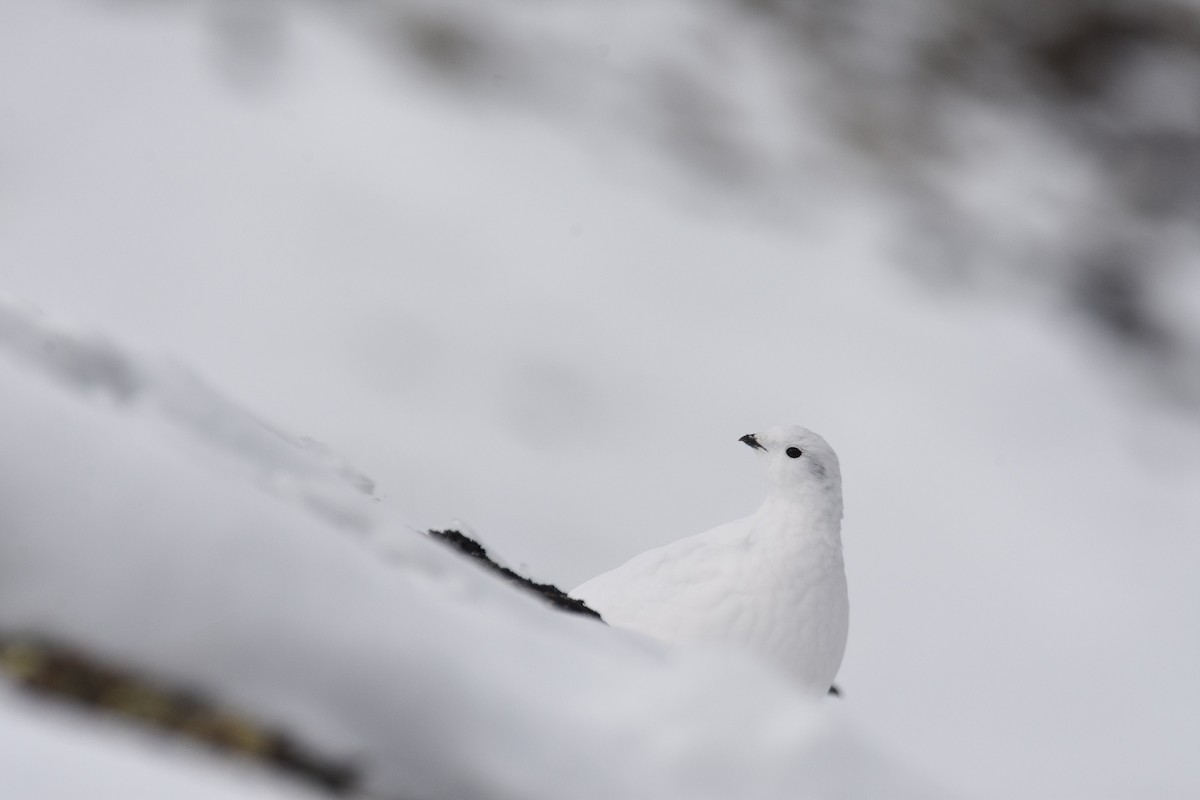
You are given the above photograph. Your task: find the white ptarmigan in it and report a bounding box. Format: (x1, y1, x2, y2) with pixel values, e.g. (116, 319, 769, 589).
(572, 426, 848, 695)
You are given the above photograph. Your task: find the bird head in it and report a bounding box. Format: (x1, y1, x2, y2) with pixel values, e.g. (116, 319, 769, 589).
(739, 425, 841, 497)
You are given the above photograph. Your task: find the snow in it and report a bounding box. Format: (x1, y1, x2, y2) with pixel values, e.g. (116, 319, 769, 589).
(1, 1, 1199, 799)
(0, 302, 940, 799)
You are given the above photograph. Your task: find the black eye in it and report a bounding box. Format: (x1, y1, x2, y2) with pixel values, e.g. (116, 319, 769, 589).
(786, 447, 802, 458)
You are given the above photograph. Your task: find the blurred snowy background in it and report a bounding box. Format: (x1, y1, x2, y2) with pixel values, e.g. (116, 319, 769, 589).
(2, 0, 1199, 798)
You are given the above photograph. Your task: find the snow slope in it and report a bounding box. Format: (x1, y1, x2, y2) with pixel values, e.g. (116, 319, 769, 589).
(2, 2, 1198, 799)
(0, 300, 941, 799)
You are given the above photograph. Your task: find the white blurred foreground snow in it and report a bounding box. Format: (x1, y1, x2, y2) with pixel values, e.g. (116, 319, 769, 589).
(0, 299, 940, 798)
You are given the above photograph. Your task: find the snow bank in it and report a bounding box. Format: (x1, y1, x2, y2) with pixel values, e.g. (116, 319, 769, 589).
(0, 302, 943, 799)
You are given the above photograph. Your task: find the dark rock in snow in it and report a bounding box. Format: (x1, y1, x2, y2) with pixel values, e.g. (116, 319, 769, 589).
(0, 635, 359, 795)
(428, 529, 603, 621)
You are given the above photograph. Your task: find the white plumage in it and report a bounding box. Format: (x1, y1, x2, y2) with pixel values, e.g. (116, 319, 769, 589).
(573, 426, 849, 695)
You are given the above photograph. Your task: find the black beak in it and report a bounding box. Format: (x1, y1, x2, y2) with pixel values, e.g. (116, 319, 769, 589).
(738, 433, 766, 451)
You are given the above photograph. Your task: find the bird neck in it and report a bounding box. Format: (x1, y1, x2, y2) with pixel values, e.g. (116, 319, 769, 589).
(755, 486, 843, 547)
